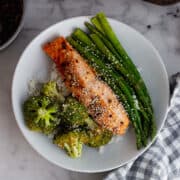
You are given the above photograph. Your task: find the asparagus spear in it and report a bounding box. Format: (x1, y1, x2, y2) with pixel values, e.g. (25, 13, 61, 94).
(91, 17, 104, 34)
(85, 22, 120, 59)
(83, 22, 156, 137)
(72, 29, 150, 142)
(72, 28, 105, 59)
(94, 12, 156, 137)
(90, 33, 152, 116)
(72, 28, 94, 46)
(94, 12, 153, 106)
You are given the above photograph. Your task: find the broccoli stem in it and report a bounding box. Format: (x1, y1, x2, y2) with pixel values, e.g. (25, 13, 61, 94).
(53, 130, 83, 158)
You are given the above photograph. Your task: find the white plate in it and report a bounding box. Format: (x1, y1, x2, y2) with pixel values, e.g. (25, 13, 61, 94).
(12, 16, 169, 173)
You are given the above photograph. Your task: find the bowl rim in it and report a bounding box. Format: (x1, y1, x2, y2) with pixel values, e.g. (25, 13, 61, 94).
(0, 0, 26, 51)
(11, 16, 170, 173)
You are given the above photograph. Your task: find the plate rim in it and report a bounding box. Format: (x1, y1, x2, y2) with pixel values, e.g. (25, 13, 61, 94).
(11, 15, 170, 173)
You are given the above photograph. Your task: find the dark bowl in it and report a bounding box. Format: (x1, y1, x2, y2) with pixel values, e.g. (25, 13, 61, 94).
(0, 0, 26, 51)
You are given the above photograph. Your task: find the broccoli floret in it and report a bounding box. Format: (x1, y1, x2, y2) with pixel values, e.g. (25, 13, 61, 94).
(23, 95, 61, 135)
(41, 81, 65, 102)
(59, 97, 113, 147)
(86, 128, 113, 147)
(84, 118, 113, 147)
(60, 97, 89, 128)
(53, 129, 85, 158)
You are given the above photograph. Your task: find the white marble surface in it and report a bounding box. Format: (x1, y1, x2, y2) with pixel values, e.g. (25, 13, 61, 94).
(0, 0, 180, 179)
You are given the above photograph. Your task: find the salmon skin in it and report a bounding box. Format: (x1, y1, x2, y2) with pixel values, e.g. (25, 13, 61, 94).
(43, 37, 130, 135)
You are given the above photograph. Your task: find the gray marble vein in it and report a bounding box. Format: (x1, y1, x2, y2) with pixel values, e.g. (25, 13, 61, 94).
(0, 0, 180, 179)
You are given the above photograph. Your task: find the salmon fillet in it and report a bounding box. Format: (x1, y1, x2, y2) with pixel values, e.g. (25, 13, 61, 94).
(43, 37, 130, 135)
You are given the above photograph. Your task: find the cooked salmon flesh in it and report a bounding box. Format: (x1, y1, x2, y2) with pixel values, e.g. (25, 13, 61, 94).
(43, 37, 130, 135)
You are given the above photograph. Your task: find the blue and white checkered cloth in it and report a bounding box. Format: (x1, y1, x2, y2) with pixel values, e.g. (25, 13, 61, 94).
(105, 73, 180, 180)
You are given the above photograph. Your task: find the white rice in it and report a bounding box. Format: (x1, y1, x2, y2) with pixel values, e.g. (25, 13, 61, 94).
(50, 64, 70, 97)
(28, 64, 70, 98)
(28, 79, 41, 96)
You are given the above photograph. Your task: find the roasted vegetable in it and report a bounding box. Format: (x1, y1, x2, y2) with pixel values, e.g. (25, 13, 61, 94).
(85, 118, 113, 147)
(23, 95, 60, 135)
(86, 129, 112, 147)
(85, 22, 120, 59)
(55, 121, 112, 158)
(41, 81, 64, 102)
(60, 96, 89, 128)
(57, 96, 113, 151)
(60, 96, 113, 147)
(53, 129, 84, 158)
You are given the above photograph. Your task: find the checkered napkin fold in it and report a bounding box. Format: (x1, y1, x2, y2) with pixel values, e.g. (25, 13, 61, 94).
(105, 73, 180, 180)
